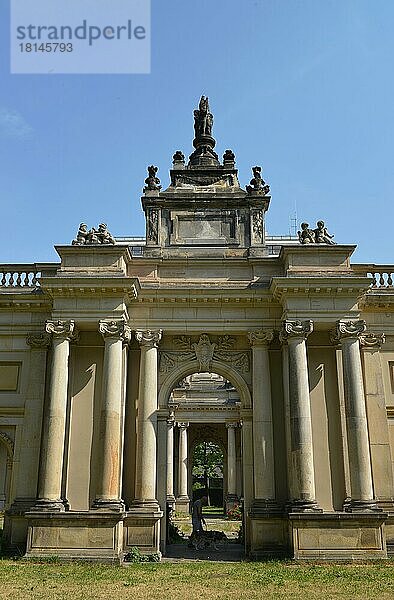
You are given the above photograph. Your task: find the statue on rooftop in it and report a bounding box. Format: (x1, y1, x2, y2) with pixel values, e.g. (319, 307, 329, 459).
(194, 96, 214, 138)
(72, 223, 88, 245)
(71, 223, 116, 246)
(297, 222, 315, 244)
(298, 220, 336, 245)
(144, 165, 161, 192)
(246, 166, 270, 195)
(314, 220, 335, 245)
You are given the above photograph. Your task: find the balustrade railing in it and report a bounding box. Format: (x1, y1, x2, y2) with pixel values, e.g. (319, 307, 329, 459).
(353, 264, 394, 289)
(0, 263, 58, 288)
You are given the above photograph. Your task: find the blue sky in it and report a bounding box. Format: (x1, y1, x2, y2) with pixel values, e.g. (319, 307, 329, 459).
(0, 0, 393, 263)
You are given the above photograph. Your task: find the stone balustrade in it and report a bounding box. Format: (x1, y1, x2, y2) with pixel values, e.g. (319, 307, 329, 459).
(0, 264, 58, 288)
(353, 264, 394, 288)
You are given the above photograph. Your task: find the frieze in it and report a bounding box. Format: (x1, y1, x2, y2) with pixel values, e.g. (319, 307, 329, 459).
(160, 334, 250, 374)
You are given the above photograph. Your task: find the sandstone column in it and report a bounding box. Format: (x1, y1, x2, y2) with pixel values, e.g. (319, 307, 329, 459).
(280, 320, 321, 512)
(177, 422, 189, 511)
(35, 320, 77, 511)
(333, 320, 379, 511)
(226, 423, 238, 504)
(166, 414, 175, 504)
(132, 330, 162, 509)
(92, 320, 131, 511)
(248, 329, 280, 512)
(9, 332, 51, 514)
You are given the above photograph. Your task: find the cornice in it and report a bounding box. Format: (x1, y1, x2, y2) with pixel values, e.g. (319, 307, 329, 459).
(270, 276, 372, 302)
(40, 276, 140, 300)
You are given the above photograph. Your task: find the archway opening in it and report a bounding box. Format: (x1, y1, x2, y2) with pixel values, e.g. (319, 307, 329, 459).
(164, 371, 244, 557)
(192, 440, 224, 510)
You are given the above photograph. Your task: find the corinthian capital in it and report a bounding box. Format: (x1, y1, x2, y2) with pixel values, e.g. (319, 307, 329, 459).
(46, 320, 77, 341)
(135, 329, 162, 348)
(331, 319, 366, 343)
(99, 320, 131, 343)
(280, 320, 313, 342)
(26, 332, 52, 349)
(248, 329, 274, 347)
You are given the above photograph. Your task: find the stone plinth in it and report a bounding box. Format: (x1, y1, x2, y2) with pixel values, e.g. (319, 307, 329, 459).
(25, 512, 125, 563)
(124, 508, 163, 555)
(54, 245, 132, 275)
(289, 512, 388, 560)
(249, 511, 288, 559)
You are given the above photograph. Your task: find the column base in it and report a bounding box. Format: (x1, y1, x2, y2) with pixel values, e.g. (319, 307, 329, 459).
(249, 499, 283, 516)
(7, 498, 37, 516)
(91, 498, 125, 512)
(175, 496, 190, 514)
(129, 499, 161, 512)
(287, 499, 323, 513)
(29, 499, 69, 513)
(344, 499, 382, 513)
(166, 495, 176, 507)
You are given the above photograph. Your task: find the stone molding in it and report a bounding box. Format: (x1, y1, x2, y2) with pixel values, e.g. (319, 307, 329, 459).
(99, 320, 131, 344)
(248, 329, 274, 347)
(26, 332, 52, 349)
(280, 320, 313, 342)
(160, 333, 250, 374)
(331, 319, 366, 343)
(0, 431, 14, 457)
(359, 332, 386, 348)
(135, 329, 162, 348)
(45, 320, 77, 342)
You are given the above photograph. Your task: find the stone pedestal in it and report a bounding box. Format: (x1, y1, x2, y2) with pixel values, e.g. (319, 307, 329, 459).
(25, 512, 125, 563)
(290, 512, 387, 560)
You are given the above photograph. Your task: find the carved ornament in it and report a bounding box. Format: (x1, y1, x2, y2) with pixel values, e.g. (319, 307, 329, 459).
(135, 329, 162, 348)
(280, 320, 313, 342)
(160, 334, 250, 374)
(46, 320, 77, 341)
(99, 320, 131, 343)
(331, 320, 367, 343)
(359, 333, 385, 348)
(248, 329, 274, 347)
(26, 332, 51, 349)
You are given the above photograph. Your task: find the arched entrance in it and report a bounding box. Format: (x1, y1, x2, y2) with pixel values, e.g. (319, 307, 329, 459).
(159, 367, 247, 556)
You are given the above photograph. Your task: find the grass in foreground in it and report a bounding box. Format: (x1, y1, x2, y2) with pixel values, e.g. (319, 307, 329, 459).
(0, 559, 393, 600)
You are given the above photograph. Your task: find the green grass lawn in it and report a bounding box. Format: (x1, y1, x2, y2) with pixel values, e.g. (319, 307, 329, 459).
(0, 559, 393, 600)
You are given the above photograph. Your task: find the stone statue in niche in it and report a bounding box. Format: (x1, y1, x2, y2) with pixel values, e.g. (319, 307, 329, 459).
(246, 166, 270, 195)
(297, 222, 315, 244)
(298, 220, 336, 245)
(194, 96, 214, 138)
(147, 209, 159, 244)
(144, 165, 161, 192)
(72, 223, 115, 245)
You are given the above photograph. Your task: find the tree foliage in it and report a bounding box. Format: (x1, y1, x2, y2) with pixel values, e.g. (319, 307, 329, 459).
(192, 441, 223, 479)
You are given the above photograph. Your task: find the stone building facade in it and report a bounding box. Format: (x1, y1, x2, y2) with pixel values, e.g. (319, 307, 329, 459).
(1, 97, 394, 561)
